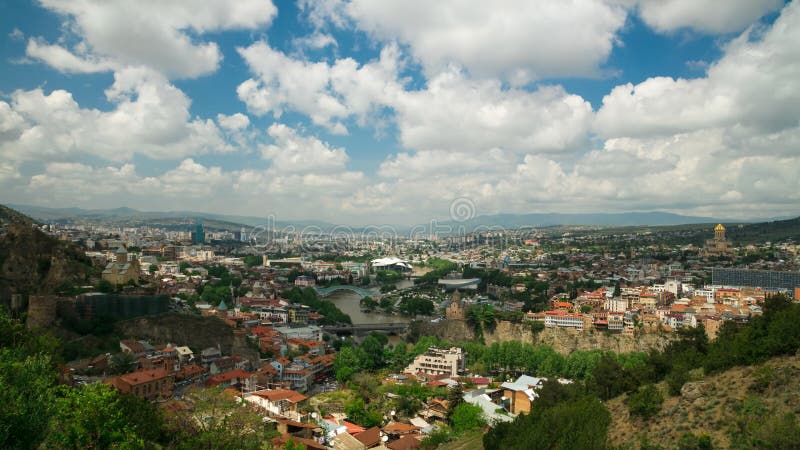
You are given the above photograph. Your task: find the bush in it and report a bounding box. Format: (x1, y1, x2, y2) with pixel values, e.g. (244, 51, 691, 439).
(627, 384, 663, 420)
(666, 364, 690, 396)
(677, 433, 713, 450)
(450, 403, 486, 433)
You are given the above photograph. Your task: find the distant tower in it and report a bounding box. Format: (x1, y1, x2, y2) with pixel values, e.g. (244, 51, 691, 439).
(192, 219, 205, 245)
(704, 223, 733, 257)
(115, 246, 128, 264)
(714, 223, 726, 241)
(240, 227, 247, 242)
(446, 289, 465, 321)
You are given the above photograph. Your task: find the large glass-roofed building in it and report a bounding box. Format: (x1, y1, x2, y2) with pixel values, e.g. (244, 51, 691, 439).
(712, 268, 800, 290)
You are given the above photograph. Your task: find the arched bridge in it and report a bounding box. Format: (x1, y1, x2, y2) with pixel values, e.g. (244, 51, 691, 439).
(314, 285, 378, 297)
(322, 323, 409, 335)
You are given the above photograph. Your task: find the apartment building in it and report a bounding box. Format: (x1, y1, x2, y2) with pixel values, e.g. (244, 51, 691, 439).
(404, 347, 465, 377)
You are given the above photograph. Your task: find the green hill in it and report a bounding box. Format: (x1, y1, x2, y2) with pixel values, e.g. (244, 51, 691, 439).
(607, 354, 800, 449)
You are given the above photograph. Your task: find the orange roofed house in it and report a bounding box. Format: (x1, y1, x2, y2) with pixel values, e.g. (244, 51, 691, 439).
(243, 388, 308, 421)
(108, 367, 174, 401)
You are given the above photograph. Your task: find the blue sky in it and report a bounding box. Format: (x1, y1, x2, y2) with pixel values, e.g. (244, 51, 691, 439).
(0, 0, 797, 225)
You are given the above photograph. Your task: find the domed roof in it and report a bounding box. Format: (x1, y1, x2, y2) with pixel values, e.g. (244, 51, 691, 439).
(216, 300, 228, 311)
(714, 223, 725, 231)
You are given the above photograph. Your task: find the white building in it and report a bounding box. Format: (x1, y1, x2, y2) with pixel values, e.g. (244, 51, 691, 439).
(404, 347, 465, 377)
(544, 311, 585, 330)
(371, 257, 413, 271)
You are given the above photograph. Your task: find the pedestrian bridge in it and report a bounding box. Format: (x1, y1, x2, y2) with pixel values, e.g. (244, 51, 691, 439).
(314, 285, 378, 297)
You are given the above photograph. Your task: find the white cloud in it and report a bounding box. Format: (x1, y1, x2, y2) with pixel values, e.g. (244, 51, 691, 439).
(1, 67, 229, 162)
(637, 0, 783, 34)
(595, 1, 800, 139)
(392, 68, 594, 153)
(294, 32, 338, 50)
(28, 0, 277, 78)
(217, 113, 250, 132)
(238, 45, 592, 154)
(261, 123, 350, 173)
(159, 158, 227, 196)
(331, 0, 628, 83)
(237, 41, 402, 133)
(25, 38, 115, 74)
(378, 149, 516, 180)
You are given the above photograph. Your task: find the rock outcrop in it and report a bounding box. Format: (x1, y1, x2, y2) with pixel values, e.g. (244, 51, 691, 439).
(412, 319, 673, 355)
(0, 220, 92, 312)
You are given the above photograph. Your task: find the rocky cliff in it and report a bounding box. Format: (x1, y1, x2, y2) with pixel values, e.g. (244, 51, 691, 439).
(410, 319, 672, 355)
(0, 218, 92, 310)
(485, 321, 673, 354)
(116, 313, 260, 364)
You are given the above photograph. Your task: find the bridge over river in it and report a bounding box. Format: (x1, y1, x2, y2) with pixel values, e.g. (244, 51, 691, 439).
(314, 285, 378, 297)
(321, 322, 409, 335)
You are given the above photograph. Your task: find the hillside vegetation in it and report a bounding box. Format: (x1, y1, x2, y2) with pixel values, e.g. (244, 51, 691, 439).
(607, 354, 800, 449)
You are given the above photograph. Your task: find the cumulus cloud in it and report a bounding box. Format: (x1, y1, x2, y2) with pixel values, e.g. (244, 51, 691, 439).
(392, 69, 593, 153)
(293, 32, 338, 50)
(27, 0, 277, 78)
(237, 41, 402, 133)
(595, 1, 800, 138)
(0, 67, 229, 162)
(636, 0, 783, 34)
(25, 38, 115, 74)
(217, 113, 250, 132)
(261, 123, 349, 173)
(309, 0, 627, 83)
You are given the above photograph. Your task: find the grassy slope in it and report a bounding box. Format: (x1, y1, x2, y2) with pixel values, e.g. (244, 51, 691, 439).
(439, 430, 484, 450)
(606, 355, 800, 449)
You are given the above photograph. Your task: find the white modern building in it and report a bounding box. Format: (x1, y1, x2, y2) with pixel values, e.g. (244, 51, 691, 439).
(404, 347, 465, 377)
(371, 257, 413, 271)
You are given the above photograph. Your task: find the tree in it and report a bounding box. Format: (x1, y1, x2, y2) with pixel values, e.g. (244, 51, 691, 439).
(97, 278, 114, 293)
(626, 384, 663, 420)
(334, 346, 363, 383)
(148, 264, 159, 274)
(449, 403, 486, 433)
(345, 397, 382, 428)
(484, 381, 610, 450)
(0, 352, 58, 449)
(446, 383, 464, 422)
(360, 296, 378, 311)
(666, 363, 690, 396)
(166, 386, 275, 449)
(41, 384, 145, 449)
(109, 352, 137, 375)
(589, 355, 636, 400)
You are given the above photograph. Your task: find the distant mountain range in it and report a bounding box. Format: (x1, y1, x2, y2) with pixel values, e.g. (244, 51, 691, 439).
(8, 204, 335, 231)
(8, 204, 797, 231)
(439, 211, 750, 229)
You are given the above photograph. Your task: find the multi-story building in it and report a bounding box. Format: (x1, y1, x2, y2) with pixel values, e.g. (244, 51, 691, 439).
(108, 367, 174, 401)
(544, 311, 585, 330)
(713, 267, 800, 291)
(404, 347, 465, 377)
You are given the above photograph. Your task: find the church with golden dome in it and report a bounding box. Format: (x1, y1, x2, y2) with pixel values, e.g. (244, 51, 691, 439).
(704, 223, 733, 257)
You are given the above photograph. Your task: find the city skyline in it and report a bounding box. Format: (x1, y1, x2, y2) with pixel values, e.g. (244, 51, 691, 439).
(1, 0, 798, 225)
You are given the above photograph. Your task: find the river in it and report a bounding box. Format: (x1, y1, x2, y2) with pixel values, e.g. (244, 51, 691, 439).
(326, 279, 414, 325)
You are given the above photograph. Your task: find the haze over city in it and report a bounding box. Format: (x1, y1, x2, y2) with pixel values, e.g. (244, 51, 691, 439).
(1, 0, 798, 225)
